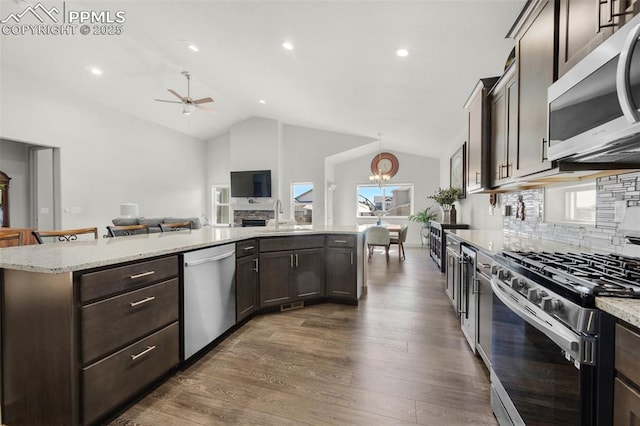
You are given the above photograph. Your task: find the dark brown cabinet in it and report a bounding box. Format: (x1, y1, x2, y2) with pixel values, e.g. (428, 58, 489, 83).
(489, 64, 518, 188)
(259, 236, 326, 308)
(464, 77, 499, 193)
(326, 235, 358, 299)
(614, 322, 640, 425)
(2, 255, 180, 426)
(558, 0, 638, 78)
(512, 0, 556, 178)
(236, 239, 258, 322)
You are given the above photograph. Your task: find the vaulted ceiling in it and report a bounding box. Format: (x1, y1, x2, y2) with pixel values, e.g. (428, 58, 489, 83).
(0, 0, 526, 158)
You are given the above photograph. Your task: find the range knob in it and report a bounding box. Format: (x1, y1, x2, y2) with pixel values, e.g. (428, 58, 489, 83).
(541, 296, 554, 312)
(527, 288, 539, 302)
(498, 269, 512, 281)
(510, 278, 522, 290)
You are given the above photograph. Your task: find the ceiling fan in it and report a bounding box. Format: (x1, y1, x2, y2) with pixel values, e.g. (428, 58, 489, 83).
(155, 71, 215, 115)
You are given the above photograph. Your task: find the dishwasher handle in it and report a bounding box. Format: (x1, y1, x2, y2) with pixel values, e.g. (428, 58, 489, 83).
(184, 250, 235, 267)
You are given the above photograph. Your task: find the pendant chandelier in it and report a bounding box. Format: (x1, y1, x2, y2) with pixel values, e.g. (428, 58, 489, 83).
(369, 133, 391, 186)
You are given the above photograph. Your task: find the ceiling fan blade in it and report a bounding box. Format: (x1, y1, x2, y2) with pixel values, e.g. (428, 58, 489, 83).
(193, 97, 214, 105)
(196, 104, 216, 113)
(167, 89, 186, 102)
(155, 99, 183, 104)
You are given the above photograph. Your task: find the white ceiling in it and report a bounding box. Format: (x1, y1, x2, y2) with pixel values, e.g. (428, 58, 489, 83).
(0, 0, 526, 158)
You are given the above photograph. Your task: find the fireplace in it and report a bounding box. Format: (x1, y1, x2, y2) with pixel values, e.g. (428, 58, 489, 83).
(233, 210, 274, 227)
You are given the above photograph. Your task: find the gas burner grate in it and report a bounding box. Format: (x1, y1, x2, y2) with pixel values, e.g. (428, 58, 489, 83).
(503, 251, 640, 298)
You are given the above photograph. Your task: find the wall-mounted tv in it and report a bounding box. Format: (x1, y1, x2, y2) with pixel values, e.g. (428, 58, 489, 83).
(230, 170, 272, 198)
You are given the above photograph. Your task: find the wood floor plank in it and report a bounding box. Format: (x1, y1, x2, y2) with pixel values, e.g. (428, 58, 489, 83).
(110, 248, 497, 425)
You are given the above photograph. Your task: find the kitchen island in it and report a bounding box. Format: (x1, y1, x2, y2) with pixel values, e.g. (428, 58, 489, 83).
(0, 225, 366, 426)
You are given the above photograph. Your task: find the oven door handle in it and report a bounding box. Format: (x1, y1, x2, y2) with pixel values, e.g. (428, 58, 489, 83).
(617, 21, 640, 123)
(491, 278, 583, 364)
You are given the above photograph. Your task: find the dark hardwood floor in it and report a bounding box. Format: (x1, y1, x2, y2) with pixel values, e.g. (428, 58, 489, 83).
(111, 247, 497, 425)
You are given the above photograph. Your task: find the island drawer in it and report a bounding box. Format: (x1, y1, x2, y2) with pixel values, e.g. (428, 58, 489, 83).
(476, 250, 493, 278)
(80, 255, 178, 302)
(82, 322, 179, 425)
(326, 235, 356, 248)
(81, 279, 179, 364)
(260, 235, 325, 252)
(236, 239, 257, 258)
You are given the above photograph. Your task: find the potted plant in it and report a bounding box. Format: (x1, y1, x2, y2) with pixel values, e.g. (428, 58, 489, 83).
(408, 206, 438, 227)
(428, 187, 461, 223)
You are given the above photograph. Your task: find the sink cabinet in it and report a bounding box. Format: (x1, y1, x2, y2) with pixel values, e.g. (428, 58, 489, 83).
(259, 236, 326, 308)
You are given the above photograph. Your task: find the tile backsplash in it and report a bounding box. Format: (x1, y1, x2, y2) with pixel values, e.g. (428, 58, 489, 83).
(502, 170, 640, 253)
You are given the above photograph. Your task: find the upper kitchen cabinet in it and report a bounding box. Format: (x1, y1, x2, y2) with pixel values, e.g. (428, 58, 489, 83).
(464, 77, 499, 194)
(489, 64, 518, 188)
(558, 0, 640, 78)
(510, 0, 556, 178)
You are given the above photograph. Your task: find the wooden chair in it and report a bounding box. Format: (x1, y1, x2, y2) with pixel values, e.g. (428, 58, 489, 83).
(390, 225, 408, 261)
(0, 231, 23, 247)
(32, 227, 98, 244)
(106, 224, 149, 238)
(159, 221, 192, 232)
(366, 226, 390, 262)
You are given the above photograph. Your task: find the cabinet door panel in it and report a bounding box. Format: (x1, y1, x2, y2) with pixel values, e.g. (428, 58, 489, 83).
(236, 255, 258, 322)
(467, 97, 482, 192)
(293, 248, 325, 299)
(515, 0, 554, 177)
(259, 251, 292, 307)
(614, 377, 640, 426)
(491, 88, 507, 188)
(326, 248, 356, 298)
(506, 76, 518, 180)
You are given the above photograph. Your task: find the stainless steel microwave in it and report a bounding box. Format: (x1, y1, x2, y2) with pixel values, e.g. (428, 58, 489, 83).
(548, 12, 640, 165)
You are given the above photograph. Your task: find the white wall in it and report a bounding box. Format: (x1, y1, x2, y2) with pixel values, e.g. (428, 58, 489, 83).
(439, 132, 503, 230)
(205, 119, 372, 225)
(334, 150, 440, 246)
(281, 125, 372, 224)
(0, 67, 207, 232)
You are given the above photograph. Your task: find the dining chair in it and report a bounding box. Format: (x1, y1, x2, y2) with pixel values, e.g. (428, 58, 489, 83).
(32, 227, 98, 244)
(366, 226, 390, 262)
(106, 224, 149, 237)
(0, 231, 23, 247)
(390, 225, 408, 261)
(159, 221, 192, 232)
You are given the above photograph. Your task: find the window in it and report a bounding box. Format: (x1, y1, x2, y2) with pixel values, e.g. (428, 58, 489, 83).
(545, 182, 596, 225)
(357, 184, 413, 218)
(292, 182, 313, 224)
(212, 185, 230, 226)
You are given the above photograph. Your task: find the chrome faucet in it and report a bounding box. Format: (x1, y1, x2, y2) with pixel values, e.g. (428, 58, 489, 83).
(274, 199, 283, 230)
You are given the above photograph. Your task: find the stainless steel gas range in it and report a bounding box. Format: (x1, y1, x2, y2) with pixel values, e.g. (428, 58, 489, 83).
(490, 251, 640, 425)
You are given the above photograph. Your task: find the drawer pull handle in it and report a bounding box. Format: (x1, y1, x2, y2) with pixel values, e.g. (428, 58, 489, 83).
(129, 271, 155, 280)
(334, 240, 347, 243)
(129, 296, 155, 307)
(130, 345, 156, 361)
(243, 246, 255, 251)
(479, 263, 491, 268)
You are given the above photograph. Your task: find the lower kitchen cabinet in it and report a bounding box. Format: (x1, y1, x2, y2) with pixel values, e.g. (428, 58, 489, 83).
(1, 255, 180, 426)
(614, 322, 640, 425)
(259, 236, 326, 308)
(236, 240, 258, 322)
(326, 247, 356, 299)
(430, 221, 469, 273)
(476, 250, 493, 368)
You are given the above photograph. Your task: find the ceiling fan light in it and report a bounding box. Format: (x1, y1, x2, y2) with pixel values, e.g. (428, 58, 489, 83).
(182, 103, 195, 115)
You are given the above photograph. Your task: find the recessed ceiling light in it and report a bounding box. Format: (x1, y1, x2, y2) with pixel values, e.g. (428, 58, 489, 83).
(259, 99, 266, 104)
(84, 66, 103, 76)
(188, 44, 199, 52)
(396, 48, 409, 57)
(282, 41, 294, 51)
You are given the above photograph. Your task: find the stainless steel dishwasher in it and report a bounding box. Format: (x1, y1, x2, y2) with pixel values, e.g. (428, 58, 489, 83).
(183, 243, 236, 360)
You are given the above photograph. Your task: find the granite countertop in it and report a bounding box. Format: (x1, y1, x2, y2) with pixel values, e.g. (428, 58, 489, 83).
(0, 225, 364, 274)
(596, 298, 640, 329)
